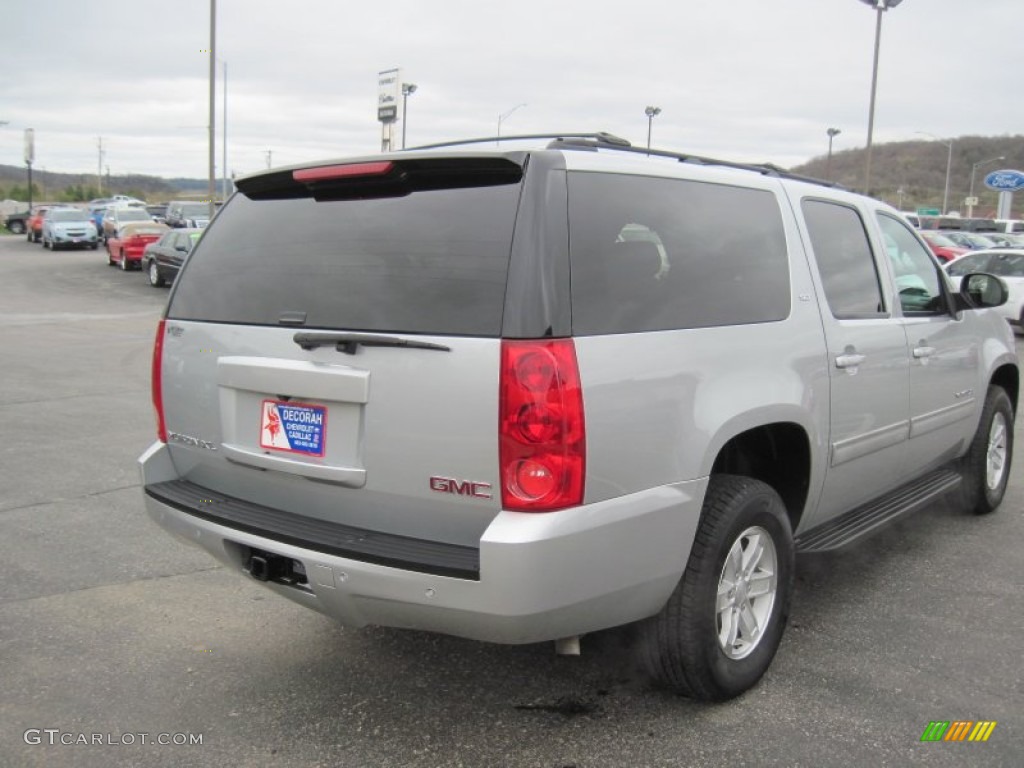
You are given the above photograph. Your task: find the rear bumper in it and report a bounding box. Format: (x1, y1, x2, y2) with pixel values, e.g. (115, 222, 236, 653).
(139, 442, 704, 644)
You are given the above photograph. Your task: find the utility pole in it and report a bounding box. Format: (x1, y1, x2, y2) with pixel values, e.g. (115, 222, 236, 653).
(265, 150, 273, 169)
(207, 0, 217, 221)
(222, 60, 228, 200)
(97, 137, 105, 195)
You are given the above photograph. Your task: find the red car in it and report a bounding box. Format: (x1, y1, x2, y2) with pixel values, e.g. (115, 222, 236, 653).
(26, 206, 50, 243)
(106, 221, 169, 271)
(918, 230, 969, 263)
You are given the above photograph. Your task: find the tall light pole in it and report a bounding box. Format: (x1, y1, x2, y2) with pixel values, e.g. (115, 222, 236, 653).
(25, 128, 34, 211)
(968, 155, 1005, 218)
(859, 0, 904, 196)
(222, 59, 228, 200)
(826, 127, 841, 180)
(97, 137, 105, 195)
(207, 0, 217, 221)
(645, 106, 661, 153)
(401, 83, 417, 150)
(916, 131, 952, 214)
(497, 103, 526, 142)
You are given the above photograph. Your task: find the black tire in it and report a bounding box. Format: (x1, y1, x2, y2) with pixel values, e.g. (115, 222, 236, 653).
(8, 220, 25, 235)
(959, 386, 1014, 515)
(119, 250, 129, 271)
(42, 237, 50, 250)
(639, 475, 794, 701)
(148, 260, 165, 287)
(90, 242, 98, 250)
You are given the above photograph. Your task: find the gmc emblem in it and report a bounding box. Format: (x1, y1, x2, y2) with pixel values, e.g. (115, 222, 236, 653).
(429, 476, 493, 499)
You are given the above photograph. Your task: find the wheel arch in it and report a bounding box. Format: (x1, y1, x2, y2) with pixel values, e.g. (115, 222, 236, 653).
(990, 363, 1019, 415)
(709, 421, 813, 534)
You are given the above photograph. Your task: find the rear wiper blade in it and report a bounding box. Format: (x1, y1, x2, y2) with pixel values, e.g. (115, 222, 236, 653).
(293, 332, 451, 355)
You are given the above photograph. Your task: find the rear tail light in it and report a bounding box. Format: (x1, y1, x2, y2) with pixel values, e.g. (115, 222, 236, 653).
(152, 318, 167, 442)
(499, 340, 586, 511)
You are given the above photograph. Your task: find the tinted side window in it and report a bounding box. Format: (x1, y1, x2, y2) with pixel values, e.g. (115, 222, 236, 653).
(877, 214, 946, 314)
(802, 200, 885, 319)
(567, 173, 789, 335)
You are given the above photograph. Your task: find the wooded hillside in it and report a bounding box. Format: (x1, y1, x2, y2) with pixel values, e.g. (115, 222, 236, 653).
(792, 134, 1024, 216)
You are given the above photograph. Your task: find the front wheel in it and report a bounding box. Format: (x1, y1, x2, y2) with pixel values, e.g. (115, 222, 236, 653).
(959, 387, 1014, 515)
(639, 475, 794, 701)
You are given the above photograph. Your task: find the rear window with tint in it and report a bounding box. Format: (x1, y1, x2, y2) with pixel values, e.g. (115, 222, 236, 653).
(167, 183, 522, 336)
(567, 172, 790, 335)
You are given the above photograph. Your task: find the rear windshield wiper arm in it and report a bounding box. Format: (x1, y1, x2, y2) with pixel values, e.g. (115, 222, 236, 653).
(293, 332, 451, 355)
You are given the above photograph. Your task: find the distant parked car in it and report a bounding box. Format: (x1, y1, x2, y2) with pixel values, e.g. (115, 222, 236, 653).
(946, 248, 1024, 334)
(165, 200, 213, 228)
(42, 208, 99, 250)
(110, 194, 147, 207)
(983, 232, 1024, 248)
(106, 221, 169, 271)
(27, 207, 51, 243)
(146, 204, 168, 224)
(943, 231, 998, 250)
(102, 206, 152, 242)
(918, 230, 969, 262)
(143, 228, 202, 287)
(3, 210, 30, 235)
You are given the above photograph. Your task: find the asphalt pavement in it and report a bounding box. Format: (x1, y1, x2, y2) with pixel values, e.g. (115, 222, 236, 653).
(0, 234, 1021, 768)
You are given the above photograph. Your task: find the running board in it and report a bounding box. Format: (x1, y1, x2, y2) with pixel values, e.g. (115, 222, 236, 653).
(795, 468, 962, 553)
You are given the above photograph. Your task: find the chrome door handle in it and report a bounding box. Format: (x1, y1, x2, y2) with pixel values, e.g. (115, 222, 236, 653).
(913, 346, 936, 359)
(835, 353, 866, 369)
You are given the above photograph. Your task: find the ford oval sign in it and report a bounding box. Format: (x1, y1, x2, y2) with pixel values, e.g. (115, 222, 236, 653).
(984, 169, 1024, 192)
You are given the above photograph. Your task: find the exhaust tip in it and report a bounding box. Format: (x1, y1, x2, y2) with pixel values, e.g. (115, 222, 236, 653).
(555, 636, 581, 656)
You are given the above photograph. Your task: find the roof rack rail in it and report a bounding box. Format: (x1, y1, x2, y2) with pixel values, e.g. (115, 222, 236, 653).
(410, 132, 632, 151)
(409, 132, 842, 192)
(544, 137, 844, 190)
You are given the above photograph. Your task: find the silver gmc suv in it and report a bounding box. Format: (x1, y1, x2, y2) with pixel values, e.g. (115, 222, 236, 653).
(139, 133, 1018, 701)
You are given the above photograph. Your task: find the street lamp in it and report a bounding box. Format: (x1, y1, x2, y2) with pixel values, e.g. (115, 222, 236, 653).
(497, 103, 526, 142)
(916, 131, 952, 214)
(968, 155, 1005, 218)
(645, 106, 661, 152)
(401, 83, 417, 150)
(207, 0, 217, 221)
(826, 127, 841, 180)
(859, 0, 904, 196)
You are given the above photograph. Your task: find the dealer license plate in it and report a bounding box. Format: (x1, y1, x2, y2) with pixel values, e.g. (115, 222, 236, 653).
(259, 400, 327, 457)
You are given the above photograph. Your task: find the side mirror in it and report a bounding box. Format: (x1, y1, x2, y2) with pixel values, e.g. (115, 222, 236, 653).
(957, 272, 1008, 310)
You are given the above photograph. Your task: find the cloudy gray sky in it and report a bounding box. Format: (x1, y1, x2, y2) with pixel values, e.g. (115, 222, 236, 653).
(1, 0, 1020, 180)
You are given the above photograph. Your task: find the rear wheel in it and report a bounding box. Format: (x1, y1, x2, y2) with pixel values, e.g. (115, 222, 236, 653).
(148, 260, 165, 287)
(959, 386, 1014, 515)
(639, 475, 794, 701)
(8, 220, 25, 235)
(119, 250, 129, 271)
